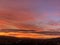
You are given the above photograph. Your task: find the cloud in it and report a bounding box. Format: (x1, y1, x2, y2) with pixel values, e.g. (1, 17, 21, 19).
(0, 0, 60, 33)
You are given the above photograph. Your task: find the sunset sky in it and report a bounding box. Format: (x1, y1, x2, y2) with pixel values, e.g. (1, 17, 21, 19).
(0, 0, 60, 39)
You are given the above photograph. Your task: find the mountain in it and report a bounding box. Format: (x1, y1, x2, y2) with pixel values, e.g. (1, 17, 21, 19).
(0, 36, 60, 45)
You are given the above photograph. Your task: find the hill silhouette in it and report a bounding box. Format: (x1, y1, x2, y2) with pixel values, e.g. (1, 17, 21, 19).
(0, 36, 60, 45)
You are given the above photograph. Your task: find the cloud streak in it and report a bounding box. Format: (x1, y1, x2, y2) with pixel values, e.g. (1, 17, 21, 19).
(0, 0, 60, 38)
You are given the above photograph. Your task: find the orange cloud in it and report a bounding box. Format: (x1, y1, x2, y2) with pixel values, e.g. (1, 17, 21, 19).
(0, 0, 60, 39)
(0, 32, 59, 39)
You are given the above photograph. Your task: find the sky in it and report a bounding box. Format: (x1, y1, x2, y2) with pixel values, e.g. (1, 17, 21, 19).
(0, 0, 60, 38)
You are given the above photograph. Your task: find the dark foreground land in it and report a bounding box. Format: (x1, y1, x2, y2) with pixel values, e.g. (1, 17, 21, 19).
(0, 36, 60, 45)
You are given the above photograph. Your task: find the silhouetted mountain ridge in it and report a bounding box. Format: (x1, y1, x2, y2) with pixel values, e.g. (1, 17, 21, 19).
(0, 36, 60, 45)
